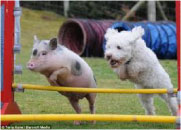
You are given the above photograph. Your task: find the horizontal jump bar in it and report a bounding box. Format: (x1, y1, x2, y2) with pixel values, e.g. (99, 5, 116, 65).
(1, 114, 176, 123)
(12, 83, 177, 94)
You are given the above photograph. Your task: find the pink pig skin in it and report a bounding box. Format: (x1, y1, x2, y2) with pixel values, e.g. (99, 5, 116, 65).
(27, 37, 96, 125)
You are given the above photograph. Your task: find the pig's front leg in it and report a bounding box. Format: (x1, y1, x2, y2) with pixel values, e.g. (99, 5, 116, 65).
(68, 98, 82, 125)
(49, 67, 68, 86)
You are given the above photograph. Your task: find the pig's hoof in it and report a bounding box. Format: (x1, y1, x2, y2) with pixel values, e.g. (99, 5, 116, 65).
(90, 120, 96, 124)
(73, 120, 81, 125)
(92, 120, 96, 124)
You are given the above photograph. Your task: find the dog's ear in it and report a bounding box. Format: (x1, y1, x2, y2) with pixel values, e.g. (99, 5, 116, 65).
(131, 26, 144, 41)
(105, 28, 118, 41)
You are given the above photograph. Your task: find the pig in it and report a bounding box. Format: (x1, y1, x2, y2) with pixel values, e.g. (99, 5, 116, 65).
(27, 35, 97, 125)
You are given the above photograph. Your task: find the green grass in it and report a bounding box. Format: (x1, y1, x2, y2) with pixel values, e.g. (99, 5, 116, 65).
(12, 8, 178, 129)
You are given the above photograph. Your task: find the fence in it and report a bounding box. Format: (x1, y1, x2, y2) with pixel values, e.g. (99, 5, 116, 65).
(20, 1, 176, 21)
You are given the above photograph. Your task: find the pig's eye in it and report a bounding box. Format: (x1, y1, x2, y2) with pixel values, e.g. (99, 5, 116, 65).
(33, 49, 38, 56)
(41, 51, 47, 56)
(117, 46, 122, 50)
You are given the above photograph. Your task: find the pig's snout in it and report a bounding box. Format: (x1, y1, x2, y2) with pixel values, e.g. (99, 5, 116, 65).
(27, 62, 36, 70)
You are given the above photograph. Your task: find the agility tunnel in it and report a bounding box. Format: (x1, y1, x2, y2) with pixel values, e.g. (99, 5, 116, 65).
(103, 21, 177, 59)
(58, 19, 114, 57)
(58, 20, 177, 59)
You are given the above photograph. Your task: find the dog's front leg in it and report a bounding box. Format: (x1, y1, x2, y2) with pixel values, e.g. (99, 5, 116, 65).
(117, 65, 128, 80)
(128, 62, 146, 78)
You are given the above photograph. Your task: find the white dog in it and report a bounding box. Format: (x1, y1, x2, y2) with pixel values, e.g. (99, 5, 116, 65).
(104, 26, 178, 115)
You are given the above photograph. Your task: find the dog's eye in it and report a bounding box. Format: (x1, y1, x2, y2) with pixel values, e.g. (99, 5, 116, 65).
(117, 46, 122, 50)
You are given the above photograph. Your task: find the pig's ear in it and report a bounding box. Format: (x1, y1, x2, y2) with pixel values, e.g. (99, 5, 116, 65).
(49, 38, 57, 50)
(34, 35, 39, 43)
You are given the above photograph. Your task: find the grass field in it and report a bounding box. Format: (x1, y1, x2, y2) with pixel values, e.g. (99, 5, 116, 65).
(12, 8, 178, 129)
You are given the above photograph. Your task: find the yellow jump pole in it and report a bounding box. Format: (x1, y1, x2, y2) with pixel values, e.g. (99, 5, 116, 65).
(1, 114, 176, 123)
(12, 83, 177, 94)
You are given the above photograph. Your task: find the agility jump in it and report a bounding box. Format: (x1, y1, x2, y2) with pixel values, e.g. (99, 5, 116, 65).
(12, 83, 177, 94)
(2, 114, 176, 123)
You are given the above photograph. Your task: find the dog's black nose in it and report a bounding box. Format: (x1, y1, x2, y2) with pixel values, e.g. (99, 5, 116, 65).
(106, 55, 112, 60)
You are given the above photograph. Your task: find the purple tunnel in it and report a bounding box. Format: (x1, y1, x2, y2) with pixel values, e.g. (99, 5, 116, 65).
(58, 19, 114, 57)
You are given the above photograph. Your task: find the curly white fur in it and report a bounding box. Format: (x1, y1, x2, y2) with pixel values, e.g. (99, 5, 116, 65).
(105, 26, 178, 115)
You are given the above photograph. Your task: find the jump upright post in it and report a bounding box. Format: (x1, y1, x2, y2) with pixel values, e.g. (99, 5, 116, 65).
(176, 1, 181, 129)
(1, 0, 22, 126)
